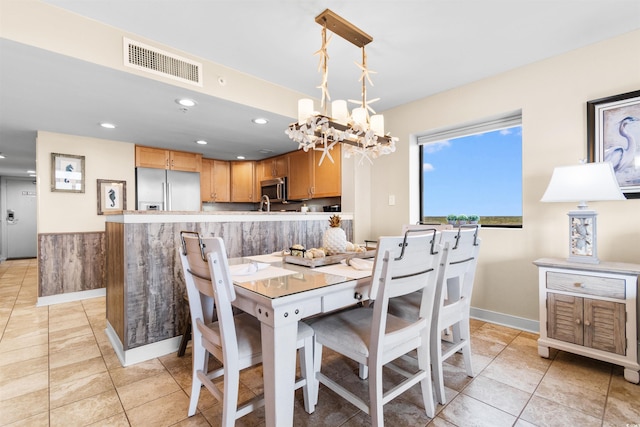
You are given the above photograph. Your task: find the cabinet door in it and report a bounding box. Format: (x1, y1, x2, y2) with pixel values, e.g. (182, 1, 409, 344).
(200, 159, 213, 202)
(231, 161, 255, 202)
(584, 299, 626, 355)
(312, 144, 341, 198)
(287, 150, 313, 200)
(548, 293, 583, 345)
(212, 160, 230, 202)
(170, 151, 202, 172)
(136, 146, 169, 169)
(273, 155, 288, 178)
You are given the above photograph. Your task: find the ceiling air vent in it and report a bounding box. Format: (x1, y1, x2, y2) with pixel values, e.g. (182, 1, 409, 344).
(123, 37, 202, 86)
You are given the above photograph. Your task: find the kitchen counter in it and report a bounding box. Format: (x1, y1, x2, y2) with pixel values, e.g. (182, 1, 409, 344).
(104, 211, 354, 366)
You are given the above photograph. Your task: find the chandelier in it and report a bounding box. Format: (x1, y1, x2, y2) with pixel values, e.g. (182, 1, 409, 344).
(285, 9, 397, 165)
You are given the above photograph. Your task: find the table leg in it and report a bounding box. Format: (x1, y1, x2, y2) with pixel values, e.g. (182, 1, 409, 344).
(261, 320, 298, 427)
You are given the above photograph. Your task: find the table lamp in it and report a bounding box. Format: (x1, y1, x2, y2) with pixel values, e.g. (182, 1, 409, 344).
(540, 161, 625, 264)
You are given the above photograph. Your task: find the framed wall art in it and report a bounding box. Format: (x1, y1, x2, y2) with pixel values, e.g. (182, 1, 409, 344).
(587, 89, 640, 198)
(97, 179, 126, 215)
(51, 152, 85, 193)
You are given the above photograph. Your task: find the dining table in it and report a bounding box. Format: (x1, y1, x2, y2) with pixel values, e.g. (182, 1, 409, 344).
(229, 253, 374, 427)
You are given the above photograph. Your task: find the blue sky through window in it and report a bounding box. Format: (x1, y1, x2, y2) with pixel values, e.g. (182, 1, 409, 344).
(422, 126, 522, 217)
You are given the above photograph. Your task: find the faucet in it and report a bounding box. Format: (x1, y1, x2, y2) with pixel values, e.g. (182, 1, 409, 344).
(259, 195, 270, 212)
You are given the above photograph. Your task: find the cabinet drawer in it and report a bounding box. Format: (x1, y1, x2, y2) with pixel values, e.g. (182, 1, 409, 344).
(322, 286, 369, 312)
(546, 271, 625, 299)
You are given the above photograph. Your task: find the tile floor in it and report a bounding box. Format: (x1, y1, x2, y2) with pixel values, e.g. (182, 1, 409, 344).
(1, 258, 639, 426)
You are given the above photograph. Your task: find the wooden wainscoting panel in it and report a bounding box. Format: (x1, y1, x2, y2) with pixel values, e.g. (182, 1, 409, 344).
(38, 232, 105, 297)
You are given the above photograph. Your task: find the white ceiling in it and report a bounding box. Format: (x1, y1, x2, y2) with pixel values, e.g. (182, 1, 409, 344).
(1, 0, 639, 177)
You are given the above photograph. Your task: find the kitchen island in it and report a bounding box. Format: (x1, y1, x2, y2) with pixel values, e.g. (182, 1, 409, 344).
(104, 211, 353, 366)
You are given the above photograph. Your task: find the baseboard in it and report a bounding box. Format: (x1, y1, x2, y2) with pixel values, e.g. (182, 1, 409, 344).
(470, 307, 539, 333)
(105, 321, 182, 367)
(37, 288, 106, 306)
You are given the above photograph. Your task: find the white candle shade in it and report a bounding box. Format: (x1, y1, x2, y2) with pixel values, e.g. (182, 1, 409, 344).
(331, 100, 349, 125)
(351, 108, 367, 127)
(298, 99, 314, 124)
(370, 115, 385, 136)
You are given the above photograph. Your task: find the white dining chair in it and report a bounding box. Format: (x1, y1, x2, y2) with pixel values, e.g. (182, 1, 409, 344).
(179, 232, 316, 425)
(307, 231, 443, 426)
(388, 226, 481, 405)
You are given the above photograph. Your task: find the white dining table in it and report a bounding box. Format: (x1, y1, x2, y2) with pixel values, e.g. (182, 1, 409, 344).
(230, 256, 373, 427)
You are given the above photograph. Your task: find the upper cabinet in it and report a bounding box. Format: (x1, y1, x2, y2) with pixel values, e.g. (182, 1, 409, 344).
(231, 161, 257, 202)
(257, 155, 288, 182)
(201, 159, 230, 202)
(135, 146, 202, 172)
(286, 145, 341, 200)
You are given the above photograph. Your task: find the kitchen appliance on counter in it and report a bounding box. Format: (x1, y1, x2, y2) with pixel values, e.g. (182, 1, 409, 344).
(260, 177, 288, 203)
(323, 204, 341, 212)
(136, 168, 201, 211)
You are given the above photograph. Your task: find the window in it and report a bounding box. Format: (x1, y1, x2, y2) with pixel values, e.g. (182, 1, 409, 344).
(419, 112, 522, 227)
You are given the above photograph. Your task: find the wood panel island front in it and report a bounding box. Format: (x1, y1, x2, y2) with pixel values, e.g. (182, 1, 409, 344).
(104, 211, 353, 366)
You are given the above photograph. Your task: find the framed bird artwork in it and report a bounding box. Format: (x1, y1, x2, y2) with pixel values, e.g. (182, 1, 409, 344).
(587, 89, 640, 199)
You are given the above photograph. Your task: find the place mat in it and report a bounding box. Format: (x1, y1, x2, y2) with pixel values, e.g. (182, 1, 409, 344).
(314, 263, 373, 280)
(229, 262, 270, 276)
(232, 266, 298, 283)
(245, 254, 283, 263)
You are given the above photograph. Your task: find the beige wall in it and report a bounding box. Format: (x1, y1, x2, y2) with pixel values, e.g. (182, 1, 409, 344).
(36, 131, 135, 233)
(373, 29, 640, 323)
(0, 0, 306, 120)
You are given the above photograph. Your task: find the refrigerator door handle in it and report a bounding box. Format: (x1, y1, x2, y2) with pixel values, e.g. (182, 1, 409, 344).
(167, 182, 172, 211)
(162, 182, 168, 211)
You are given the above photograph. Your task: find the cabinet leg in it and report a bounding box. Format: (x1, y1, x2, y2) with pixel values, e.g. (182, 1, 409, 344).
(623, 368, 640, 384)
(538, 345, 550, 359)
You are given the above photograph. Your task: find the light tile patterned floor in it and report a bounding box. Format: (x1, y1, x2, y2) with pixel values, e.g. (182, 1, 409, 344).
(1, 258, 639, 426)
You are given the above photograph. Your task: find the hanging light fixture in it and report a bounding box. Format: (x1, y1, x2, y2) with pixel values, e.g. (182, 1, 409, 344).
(285, 9, 397, 165)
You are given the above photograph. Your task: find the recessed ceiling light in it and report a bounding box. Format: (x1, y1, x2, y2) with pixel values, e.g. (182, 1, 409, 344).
(0, 154, 5, 159)
(176, 98, 197, 107)
(100, 122, 116, 129)
(236, 155, 246, 160)
(252, 118, 268, 125)
(27, 170, 35, 174)
(195, 140, 208, 145)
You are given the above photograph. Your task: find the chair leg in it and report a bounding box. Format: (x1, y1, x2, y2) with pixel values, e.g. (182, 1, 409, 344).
(300, 335, 316, 413)
(177, 315, 192, 357)
(188, 340, 205, 416)
(222, 367, 240, 427)
(431, 333, 447, 405)
(368, 362, 384, 427)
(460, 321, 474, 378)
(417, 343, 435, 418)
(311, 341, 323, 407)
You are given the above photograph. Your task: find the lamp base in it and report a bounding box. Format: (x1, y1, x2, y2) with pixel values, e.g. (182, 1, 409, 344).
(566, 209, 599, 264)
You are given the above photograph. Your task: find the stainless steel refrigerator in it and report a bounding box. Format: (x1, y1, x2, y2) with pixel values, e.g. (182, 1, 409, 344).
(136, 168, 201, 211)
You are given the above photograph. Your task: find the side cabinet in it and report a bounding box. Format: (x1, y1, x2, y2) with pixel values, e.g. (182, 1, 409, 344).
(535, 258, 640, 383)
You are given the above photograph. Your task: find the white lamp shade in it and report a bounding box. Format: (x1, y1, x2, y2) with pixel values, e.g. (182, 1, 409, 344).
(298, 99, 314, 124)
(540, 162, 625, 205)
(370, 115, 384, 136)
(351, 107, 367, 127)
(331, 100, 349, 125)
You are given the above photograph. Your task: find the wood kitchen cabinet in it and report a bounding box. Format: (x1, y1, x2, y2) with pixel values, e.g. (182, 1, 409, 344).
(535, 258, 640, 383)
(231, 161, 257, 202)
(257, 155, 288, 182)
(287, 145, 341, 200)
(135, 145, 202, 172)
(201, 158, 230, 202)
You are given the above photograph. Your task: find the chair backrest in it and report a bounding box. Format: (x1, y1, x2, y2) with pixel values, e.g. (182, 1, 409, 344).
(180, 233, 239, 362)
(179, 234, 217, 329)
(401, 223, 453, 234)
(369, 233, 443, 357)
(437, 226, 481, 317)
(369, 229, 441, 300)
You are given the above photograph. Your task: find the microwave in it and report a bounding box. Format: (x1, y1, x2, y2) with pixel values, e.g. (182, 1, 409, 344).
(261, 177, 288, 203)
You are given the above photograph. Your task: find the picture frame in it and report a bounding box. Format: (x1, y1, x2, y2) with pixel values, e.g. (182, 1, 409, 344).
(587, 90, 640, 199)
(97, 179, 126, 215)
(51, 152, 85, 193)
